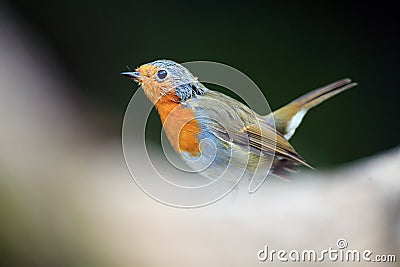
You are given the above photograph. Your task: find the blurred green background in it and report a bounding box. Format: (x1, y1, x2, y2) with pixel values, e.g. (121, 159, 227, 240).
(7, 0, 400, 166)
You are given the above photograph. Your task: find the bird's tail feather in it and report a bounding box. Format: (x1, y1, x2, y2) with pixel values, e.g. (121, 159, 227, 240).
(267, 78, 357, 139)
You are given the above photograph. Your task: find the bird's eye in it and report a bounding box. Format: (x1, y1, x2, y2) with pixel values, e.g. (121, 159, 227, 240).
(157, 69, 167, 80)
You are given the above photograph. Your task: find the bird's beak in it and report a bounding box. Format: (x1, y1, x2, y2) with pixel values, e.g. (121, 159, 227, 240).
(121, 71, 142, 82)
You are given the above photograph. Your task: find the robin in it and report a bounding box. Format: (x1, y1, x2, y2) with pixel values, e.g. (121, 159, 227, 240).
(122, 60, 356, 188)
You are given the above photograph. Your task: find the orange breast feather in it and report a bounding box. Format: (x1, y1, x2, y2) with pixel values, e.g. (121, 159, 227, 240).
(155, 95, 201, 156)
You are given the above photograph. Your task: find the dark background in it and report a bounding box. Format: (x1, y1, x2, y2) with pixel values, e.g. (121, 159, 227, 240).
(6, 0, 400, 166)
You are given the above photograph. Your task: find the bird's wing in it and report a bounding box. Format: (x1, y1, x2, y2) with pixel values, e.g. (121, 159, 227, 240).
(191, 91, 312, 169)
(207, 117, 312, 169)
(240, 121, 313, 168)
